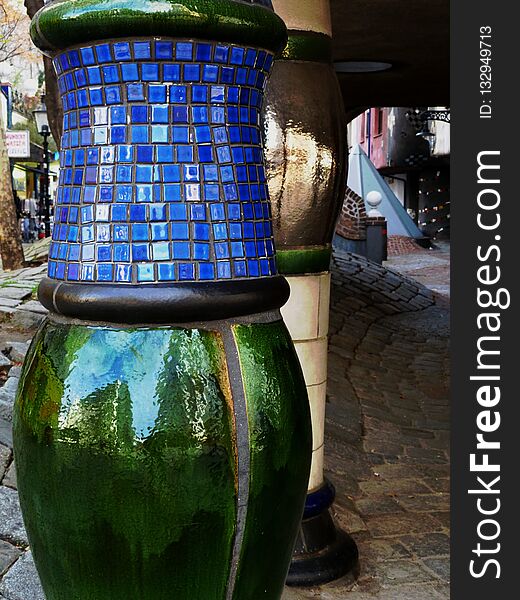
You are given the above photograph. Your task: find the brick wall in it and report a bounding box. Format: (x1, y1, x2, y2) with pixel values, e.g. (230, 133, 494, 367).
(336, 187, 367, 241)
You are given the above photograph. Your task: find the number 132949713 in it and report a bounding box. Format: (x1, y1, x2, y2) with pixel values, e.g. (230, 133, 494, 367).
(480, 26, 492, 119)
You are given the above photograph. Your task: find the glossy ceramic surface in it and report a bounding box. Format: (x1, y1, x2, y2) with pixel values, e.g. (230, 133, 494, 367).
(263, 61, 347, 254)
(49, 39, 279, 284)
(31, 0, 286, 55)
(14, 317, 311, 599)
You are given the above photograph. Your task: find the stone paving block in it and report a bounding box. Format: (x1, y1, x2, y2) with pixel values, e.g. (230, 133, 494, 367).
(2, 344, 29, 364)
(0, 445, 10, 480)
(0, 419, 12, 449)
(375, 559, 436, 586)
(1, 462, 16, 490)
(422, 557, 450, 582)
(423, 478, 450, 493)
(0, 552, 45, 600)
(16, 302, 46, 315)
(9, 311, 45, 330)
(0, 300, 20, 310)
(0, 487, 28, 547)
(0, 290, 31, 302)
(366, 513, 444, 538)
(429, 512, 450, 530)
(399, 533, 450, 558)
(0, 379, 20, 422)
(0, 542, 20, 578)
(355, 495, 405, 517)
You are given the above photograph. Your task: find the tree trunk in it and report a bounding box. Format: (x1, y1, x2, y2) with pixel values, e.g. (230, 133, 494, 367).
(25, 0, 62, 148)
(0, 113, 25, 271)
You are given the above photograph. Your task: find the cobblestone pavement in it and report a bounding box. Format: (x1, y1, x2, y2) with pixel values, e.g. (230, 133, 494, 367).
(0, 246, 450, 599)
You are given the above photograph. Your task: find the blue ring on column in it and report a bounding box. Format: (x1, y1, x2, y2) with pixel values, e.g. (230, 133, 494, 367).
(303, 480, 336, 520)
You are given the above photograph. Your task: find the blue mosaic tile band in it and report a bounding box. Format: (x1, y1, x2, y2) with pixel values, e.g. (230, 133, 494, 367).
(50, 39, 277, 284)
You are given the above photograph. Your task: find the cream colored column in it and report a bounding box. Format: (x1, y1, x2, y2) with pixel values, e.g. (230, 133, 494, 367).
(267, 0, 344, 495)
(281, 273, 331, 492)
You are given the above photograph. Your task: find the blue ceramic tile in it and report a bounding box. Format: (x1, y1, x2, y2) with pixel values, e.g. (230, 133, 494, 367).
(214, 45, 229, 63)
(156, 41, 173, 59)
(234, 260, 247, 277)
(164, 184, 182, 202)
(204, 184, 219, 201)
(113, 244, 130, 262)
(193, 242, 210, 261)
(132, 223, 149, 241)
(202, 64, 219, 83)
(213, 127, 228, 144)
(150, 204, 167, 221)
(149, 84, 167, 103)
(171, 223, 189, 240)
(198, 146, 213, 162)
(199, 263, 215, 280)
(190, 204, 206, 221)
(173, 106, 188, 123)
(87, 66, 102, 85)
(157, 146, 174, 163)
(177, 146, 194, 163)
(151, 223, 169, 241)
(110, 126, 126, 144)
(158, 263, 176, 281)
(248, 260, 260, 277)
(163, 165, 181, 183)
(196, 43, 212, 62)
(170, 204, 187, 221)
(152, 242, 170, 260)
(121, 63, 139, 81)
(132, 243, 149, 261)
(176, 42, 193, 61)
(131, 126, 149, 143)
(103, 65, 119, 83)
(151, 104, 169, 123)
(117, 145, 133, 162)
(231, 241, 244, 258)
(137, 264, 155, 281)
(131, 105, 148, 123)
(95, 43, 112, 63)
(164, 64, 181, 82)
(194, 125, 211, 143)
(179, 263, 195, 281)
(112, 204, 127, 221)
(213, 223, 228, 240)
(115, 264, 132, 282)
(210, 203, 225, 221)
(217, 261, 232, 279)
(134, 41, 151, 59)
(142, 63, 159, 81)
(151, 126, 168, 143)
(136, 185, 153, 202)
(105, 86, 122, 104)
(114, 42, 131, 61)
(172, 242, 190, 260)
(127, 83, 145, 101)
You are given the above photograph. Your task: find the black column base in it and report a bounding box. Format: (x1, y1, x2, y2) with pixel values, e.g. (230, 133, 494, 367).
(286, 481, 359, 587)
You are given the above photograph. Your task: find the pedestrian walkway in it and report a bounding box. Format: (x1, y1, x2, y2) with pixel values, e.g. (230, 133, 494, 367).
(0, 245, 450, 599)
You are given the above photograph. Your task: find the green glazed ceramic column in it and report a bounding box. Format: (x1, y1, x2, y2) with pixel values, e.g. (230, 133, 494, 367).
(13, 2, 312, 599)
(264, 0, 359, 586)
